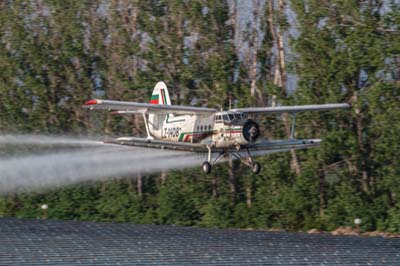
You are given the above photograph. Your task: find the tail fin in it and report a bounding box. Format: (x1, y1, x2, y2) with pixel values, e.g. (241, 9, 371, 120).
(148, 82, 171, 131)
(149, 81, 171, 105)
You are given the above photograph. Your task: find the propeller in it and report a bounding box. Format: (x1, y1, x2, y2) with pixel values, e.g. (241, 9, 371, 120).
(242, 119, 260, 143)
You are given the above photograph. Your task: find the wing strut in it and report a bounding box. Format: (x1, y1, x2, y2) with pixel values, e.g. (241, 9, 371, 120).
(290, 113, 297, 140)
(142, 112, 154, 140)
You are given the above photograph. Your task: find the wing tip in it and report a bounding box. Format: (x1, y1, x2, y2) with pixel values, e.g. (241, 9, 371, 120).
(84, 99, 98, 106)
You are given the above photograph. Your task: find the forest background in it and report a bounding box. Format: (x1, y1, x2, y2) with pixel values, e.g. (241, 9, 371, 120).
(0, 0, 399, 233)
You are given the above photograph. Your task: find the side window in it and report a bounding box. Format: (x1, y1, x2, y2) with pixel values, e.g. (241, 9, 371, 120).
(200, 125, 203, 131)
(208, 125, 211, 130)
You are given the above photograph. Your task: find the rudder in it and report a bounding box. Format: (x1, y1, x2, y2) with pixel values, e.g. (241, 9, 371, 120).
(149, 81, 171, 105)
(148, 81, 171, 131)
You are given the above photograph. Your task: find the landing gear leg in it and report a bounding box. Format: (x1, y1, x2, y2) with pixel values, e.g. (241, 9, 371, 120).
(202, 146, 226, 174)
(245, 148, 261, 174)
(230, 148, 262, 174)
(202, 146, 261, 175)
(202, 146, 213, 174)
(246, 149, 261, 175)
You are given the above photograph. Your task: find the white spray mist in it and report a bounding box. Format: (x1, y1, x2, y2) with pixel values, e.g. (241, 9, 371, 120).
(0, 135, 205, 194)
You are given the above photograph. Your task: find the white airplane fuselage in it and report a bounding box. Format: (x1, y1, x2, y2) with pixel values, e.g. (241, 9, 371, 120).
(143, 81, 260, 149)
(148, 112, 260, 149)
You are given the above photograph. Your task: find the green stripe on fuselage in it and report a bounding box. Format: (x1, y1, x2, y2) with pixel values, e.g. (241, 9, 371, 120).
(166, 114, 186, 123)
(178, 132, 184, 141)
(151, 95, 159, 100)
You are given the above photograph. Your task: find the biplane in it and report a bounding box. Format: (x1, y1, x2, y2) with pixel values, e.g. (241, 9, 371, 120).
(84, 82, 349, 174)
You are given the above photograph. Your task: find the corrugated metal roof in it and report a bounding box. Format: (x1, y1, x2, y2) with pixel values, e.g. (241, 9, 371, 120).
(0, 218, 399, 265)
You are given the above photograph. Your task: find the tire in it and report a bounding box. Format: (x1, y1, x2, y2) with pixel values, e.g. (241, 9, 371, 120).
(252, 162, 261, 174)
(202, 161, 212, 174)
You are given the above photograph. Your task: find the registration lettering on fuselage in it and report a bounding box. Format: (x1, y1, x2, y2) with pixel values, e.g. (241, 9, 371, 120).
(162, 127, 181, 138)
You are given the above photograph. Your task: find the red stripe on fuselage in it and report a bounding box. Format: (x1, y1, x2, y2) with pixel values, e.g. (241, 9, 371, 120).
(150, 99, 158, 104)
(183, 132, 215, 142)
(184, 134, 191, 142)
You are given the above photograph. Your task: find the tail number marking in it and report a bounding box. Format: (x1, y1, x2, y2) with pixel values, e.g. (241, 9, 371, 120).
(162, 127, 181, 138)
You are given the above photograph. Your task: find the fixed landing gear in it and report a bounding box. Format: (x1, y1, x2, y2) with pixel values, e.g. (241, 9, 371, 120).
(202, 149, 224, 174)
(202, 146, 214, 174)
(202, 146, 261, 175)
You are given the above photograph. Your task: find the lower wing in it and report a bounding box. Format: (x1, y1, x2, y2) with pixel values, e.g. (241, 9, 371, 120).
(104, 137, 208, 152)
(246, 138, 321, 151)
(104, 137, 321, 156)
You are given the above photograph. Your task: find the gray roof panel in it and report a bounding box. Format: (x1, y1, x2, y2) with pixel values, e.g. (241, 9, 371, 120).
(0, 218, 399, 265)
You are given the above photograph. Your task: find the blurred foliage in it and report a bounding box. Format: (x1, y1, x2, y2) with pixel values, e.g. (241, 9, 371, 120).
(0, 0, 399, 233)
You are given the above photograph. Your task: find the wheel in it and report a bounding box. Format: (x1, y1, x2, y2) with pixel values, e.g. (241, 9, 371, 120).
(252, 162, 261, 174)
(202, 161, 212, 174)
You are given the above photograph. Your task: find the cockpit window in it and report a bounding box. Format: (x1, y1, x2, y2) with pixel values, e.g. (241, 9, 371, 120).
(214, 115, 222, 123)
(228, 114, 235, 121)
(223, 114, 229, 122)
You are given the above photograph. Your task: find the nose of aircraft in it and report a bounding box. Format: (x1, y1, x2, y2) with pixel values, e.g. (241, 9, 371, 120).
(242, 119, 260, 143)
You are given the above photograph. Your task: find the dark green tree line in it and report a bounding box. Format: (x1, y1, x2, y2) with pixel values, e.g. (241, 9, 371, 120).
(0, 0, 399, 233)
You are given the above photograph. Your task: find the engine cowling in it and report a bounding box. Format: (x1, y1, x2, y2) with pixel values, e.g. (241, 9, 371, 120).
(242, 119, 260, 143)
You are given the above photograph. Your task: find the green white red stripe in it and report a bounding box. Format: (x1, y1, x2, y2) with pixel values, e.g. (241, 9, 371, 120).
(150, 95, 159, 104)
(149, 89, 167, 105)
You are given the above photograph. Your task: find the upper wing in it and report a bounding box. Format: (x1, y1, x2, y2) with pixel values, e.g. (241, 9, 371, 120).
(83, 99, 217, 115)
(231, 103, 350, 114)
